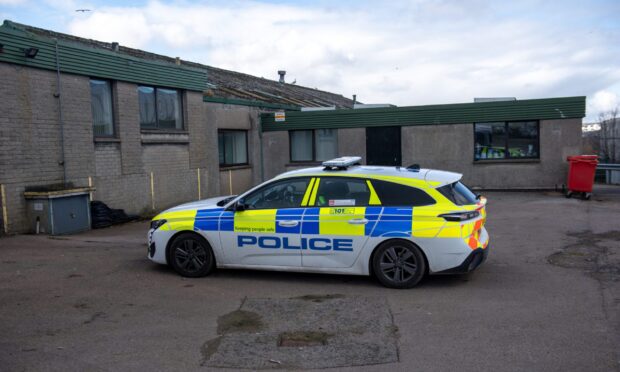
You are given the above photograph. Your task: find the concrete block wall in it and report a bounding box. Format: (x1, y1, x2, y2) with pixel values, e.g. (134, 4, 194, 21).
(262, 119, 582, 191)
(207, 102, 263, 195)
(0, 65, 219, 234)
(262, 127, 366, 181)
(401, 119, 582, 189)
(263, 131, 290, 180)
(0, 64, 97, 233)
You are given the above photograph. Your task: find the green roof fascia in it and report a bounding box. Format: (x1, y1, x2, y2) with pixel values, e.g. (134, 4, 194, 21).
(203, 96, 301, 111)
(260, 96, 586, 132)
(0, 21, 208, 91)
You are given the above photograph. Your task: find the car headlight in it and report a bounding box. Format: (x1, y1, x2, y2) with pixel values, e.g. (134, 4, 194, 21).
(150, 219, 167, 230)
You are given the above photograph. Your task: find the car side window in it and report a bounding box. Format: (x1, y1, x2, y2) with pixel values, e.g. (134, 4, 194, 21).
(370, 179, 436, 206)
(243, 178, 310, 210)
(314, 178, 370, 206)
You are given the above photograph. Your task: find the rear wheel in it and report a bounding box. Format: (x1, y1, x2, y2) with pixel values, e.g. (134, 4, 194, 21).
(168, 233, 215, 277)
(372, 240, 426, 289)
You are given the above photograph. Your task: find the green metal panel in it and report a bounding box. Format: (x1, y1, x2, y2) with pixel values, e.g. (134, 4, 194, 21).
(203, 96, 301, 111)
(260, 96, 586, 132)
(0, 21, 207, 91)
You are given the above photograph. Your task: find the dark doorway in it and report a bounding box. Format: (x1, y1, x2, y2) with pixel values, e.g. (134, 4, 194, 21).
(366, 126, 401, 166)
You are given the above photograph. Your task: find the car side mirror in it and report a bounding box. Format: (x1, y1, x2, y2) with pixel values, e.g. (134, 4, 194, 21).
(235, 199, 247, 211)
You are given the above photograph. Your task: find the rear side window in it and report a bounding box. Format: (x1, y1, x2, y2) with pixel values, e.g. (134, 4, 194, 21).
(437, 182, 478, 205)
(370, 180, 435, 206)
(314, 178, 370, 206)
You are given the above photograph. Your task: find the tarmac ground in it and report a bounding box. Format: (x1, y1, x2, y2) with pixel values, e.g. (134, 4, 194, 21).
(1, 187, 619, 371)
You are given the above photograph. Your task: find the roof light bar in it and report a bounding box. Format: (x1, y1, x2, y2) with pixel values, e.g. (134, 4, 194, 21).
(322, 156, 362, 169)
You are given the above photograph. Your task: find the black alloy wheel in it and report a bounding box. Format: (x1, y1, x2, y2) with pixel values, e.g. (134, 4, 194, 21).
(373, 240, 426, 289)
(169, 233, 215, 277)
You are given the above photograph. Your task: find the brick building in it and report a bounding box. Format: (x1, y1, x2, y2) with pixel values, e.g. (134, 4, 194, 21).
(0, 21, 353, 234)
(0, 21, 586, 235)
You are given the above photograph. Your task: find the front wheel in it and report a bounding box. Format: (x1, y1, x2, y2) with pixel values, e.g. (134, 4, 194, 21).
(372, 240, 426, 289)
(168, 233, 215, 278)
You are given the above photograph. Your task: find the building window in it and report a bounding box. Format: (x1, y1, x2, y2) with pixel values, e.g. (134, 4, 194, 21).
(474, 121, 539, 160)
(290, 129, 338, 162)
(90, 79, 114, 136)
(218, 130, 248, 166)
(138, 86, 183, 130)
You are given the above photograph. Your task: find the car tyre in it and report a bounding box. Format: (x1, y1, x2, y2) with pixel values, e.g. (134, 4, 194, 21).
(168, 233, 215, 278)
(372, 240, 426, 289)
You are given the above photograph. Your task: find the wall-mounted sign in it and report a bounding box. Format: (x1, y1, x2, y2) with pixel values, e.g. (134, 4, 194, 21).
(275, 111, 285, 122)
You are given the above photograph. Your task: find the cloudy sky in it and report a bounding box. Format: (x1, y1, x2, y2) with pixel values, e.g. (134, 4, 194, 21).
(1, 0, 619, 121)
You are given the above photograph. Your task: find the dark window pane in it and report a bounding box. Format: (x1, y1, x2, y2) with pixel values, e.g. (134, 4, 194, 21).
(290, 130, 313, 161)
(138, 86, 156, 128)
(314, 129, 338, 161)
(219, 131, 248, 165)
(156, 88, 182, 129)
(314, 178, 369, 206)
(90, 80, 114, 136)
(371, 179, 435, 206)
(474, 122, 506, 160)
(437, 182, 478, 206)
(507, 121, 538, 158)
(244, 178, 310, 209)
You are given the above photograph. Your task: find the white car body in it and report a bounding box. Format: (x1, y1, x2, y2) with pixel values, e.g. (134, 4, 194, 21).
(147, 163, 489, 277)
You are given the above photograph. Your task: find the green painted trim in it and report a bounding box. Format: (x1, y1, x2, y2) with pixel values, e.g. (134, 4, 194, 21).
(0, 20, 207, 91)
(260, 96, 586, 132)
(203, 96, 301, 110)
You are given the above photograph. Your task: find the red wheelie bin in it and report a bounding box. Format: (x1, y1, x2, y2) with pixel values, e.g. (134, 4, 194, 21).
(565, 155, 598, 200)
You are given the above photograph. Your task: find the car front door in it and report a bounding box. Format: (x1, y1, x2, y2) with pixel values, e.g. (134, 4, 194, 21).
(300, 177, 380, 268)
(219, 177, 312, 267)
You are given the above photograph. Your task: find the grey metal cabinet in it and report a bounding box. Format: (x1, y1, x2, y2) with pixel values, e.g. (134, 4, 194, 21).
(24, 188, 93, 235)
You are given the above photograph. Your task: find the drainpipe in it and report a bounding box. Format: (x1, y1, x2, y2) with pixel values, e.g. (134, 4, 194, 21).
(258, 114, 264, 182)
(54, 39, 67, 184)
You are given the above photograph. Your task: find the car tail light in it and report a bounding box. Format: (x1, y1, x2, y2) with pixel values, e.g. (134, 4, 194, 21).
(438, 210, 480, 222)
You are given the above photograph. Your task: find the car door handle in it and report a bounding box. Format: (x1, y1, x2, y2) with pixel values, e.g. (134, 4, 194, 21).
(277, 220, 299, 227)
(348, 218, 368, 225)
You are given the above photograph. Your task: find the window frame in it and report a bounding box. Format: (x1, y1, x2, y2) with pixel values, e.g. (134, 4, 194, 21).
(289, 129, 338, 163)
(239, 177, 313, 210)
(312, 176, 372, 208)
(89, 78, 116, 138)
(138, 85, 185, 131)
(473, 120, 540, 161)
(369, 179, 436, 207)
(218, 129, 249, 167)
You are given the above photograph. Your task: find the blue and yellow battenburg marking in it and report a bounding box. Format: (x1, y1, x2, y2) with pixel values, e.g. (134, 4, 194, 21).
(163, 204, 484, 250)
(190, 206, 415, 238)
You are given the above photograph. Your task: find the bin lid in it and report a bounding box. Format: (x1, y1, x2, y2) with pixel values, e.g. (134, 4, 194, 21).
(567, 155, 598, 163)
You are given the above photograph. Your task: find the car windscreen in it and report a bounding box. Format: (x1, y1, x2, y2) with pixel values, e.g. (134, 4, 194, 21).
(437, 182, 478, 205)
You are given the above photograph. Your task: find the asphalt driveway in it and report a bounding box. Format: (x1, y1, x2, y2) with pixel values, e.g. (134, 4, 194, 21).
(0, 189, 619, 371)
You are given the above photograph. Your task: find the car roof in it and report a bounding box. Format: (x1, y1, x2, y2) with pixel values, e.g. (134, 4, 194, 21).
(274, 165, 461, 188)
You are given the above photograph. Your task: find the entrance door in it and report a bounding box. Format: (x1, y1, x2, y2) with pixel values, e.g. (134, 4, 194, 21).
(366, 126, 401, 166)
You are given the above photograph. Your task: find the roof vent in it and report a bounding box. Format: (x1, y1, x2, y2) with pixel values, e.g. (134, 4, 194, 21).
(111, 42, 119, 52)
(278, 70, 286, 83)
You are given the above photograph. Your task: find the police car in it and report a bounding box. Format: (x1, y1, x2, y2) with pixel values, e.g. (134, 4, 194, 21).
(147, 156, 489, 288)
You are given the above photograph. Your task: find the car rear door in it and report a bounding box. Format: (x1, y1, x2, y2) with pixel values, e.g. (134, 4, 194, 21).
(300, 177, 380, 268)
